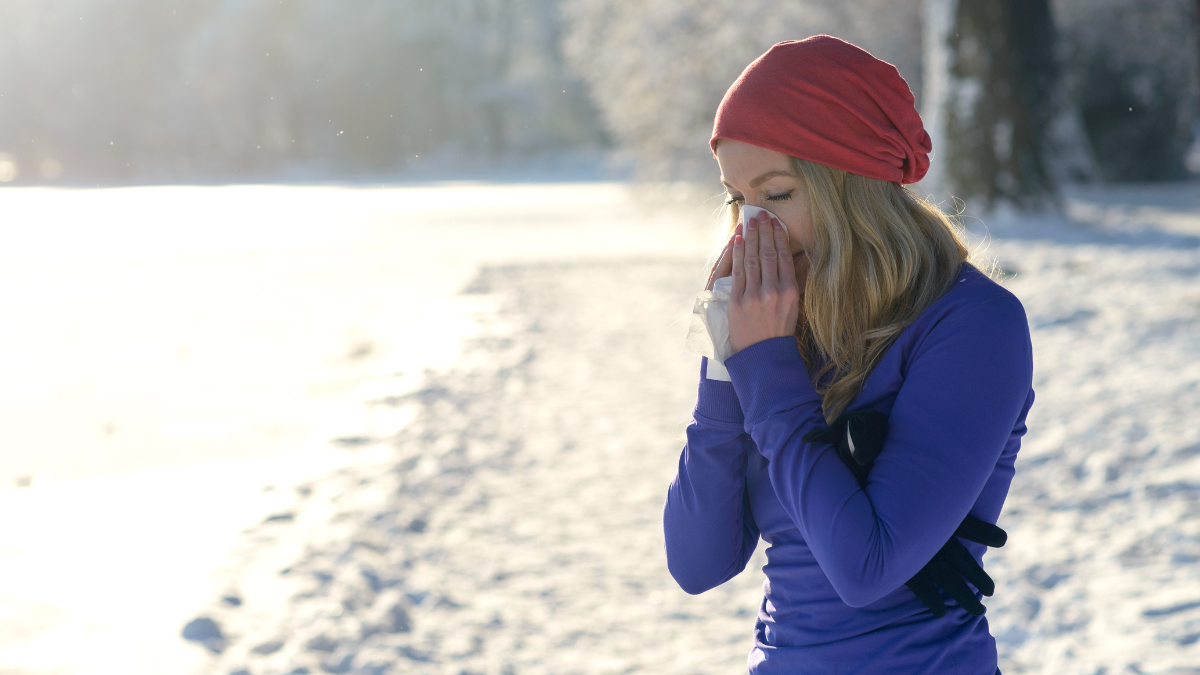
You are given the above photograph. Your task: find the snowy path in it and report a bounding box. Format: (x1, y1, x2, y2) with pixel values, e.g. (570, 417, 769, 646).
(190, 259, 767, 674)
(191, 193, 1200, 675)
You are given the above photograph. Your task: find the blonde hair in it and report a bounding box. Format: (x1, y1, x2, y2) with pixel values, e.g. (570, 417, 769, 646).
(710, 157, 971, 422)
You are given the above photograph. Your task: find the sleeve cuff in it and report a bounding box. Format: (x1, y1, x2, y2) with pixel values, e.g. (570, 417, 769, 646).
(725, 336, 822, 425)
(696, 357, 745, 425)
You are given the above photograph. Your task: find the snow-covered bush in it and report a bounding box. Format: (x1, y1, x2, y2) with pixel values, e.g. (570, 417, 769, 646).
(0, 0, 605, 182)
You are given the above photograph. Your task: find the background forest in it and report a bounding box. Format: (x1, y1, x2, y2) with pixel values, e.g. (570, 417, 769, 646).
(1, 0, 1198, 197)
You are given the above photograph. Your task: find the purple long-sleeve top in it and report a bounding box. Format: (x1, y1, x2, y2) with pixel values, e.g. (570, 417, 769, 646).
(664, 263, 1034, 674)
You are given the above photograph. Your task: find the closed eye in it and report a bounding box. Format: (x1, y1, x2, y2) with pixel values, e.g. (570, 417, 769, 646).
(725, 191, 793, 206)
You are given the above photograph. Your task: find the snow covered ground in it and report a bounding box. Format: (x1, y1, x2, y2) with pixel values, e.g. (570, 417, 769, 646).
(2, 180, 1199, 674)
(0, 182, 710, 674)
(973, 186, 1200, 674)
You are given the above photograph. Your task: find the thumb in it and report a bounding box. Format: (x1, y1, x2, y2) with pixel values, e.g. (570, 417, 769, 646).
(706, 237, 735, 291)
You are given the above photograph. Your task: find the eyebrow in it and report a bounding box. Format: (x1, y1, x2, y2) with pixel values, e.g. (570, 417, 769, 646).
(720, 170, 794, 190)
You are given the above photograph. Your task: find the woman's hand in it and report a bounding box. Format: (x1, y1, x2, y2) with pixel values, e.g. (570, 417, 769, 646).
(729, 211, 804, 354)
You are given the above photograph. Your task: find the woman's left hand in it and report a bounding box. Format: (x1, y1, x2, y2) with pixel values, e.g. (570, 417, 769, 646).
(729, 210, 803, 354)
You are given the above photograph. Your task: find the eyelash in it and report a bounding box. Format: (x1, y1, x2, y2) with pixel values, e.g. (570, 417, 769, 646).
(725, 191, 794, 206)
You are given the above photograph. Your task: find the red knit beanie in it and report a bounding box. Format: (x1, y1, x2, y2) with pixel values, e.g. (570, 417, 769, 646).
(710, 35, 930, 185)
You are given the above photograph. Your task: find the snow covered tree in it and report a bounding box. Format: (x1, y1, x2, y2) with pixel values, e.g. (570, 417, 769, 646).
(560, 0, 924, 180)
(165, 0, 607, 176)
(0, 0, 606, 182)
(1, 0, 1194, 184)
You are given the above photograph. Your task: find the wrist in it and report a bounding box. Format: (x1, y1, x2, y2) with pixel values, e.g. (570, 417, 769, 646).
(697, 357, 744, 425)
(725, 336, 820, 426)
(730, 328, 796, 355)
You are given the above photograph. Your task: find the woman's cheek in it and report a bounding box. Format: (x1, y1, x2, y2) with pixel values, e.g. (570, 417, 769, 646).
(781, 220, 806, 254)
(783, 215, 813, 253)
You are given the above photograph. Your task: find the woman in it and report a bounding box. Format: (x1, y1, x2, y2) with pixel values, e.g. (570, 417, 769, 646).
(663, 36, 1034, 674)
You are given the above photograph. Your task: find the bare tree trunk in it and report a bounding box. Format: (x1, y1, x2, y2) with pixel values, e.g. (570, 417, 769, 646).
(922, 0, 1062, 209)
(1192, 0, 1200, 173)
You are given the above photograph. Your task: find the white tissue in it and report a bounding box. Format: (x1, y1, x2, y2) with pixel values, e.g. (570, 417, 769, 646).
(741, 205, 789, 242)
(684, 275, 736, 380)
(683, 205, 786, 381)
